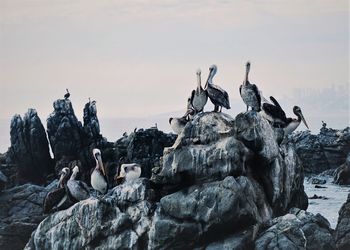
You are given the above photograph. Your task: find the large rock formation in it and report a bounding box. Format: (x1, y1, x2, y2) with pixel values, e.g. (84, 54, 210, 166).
(334, 193, 350, 250)
(25, 111, 310, 249)
(8, 109, 53, 184)
(290, 127, 350, 175)
(333, 152, 350, 185)
(0, 182, 57, 250)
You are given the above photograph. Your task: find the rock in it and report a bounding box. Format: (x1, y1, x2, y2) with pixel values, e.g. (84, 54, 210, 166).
(315, 185, 327, 189)
(290, 127, 350, 175)
(310, 177, 327, 185)
(333, 153, 350, 185)
(255, 208, 336, 250)
(0, 182, 56, 250)
(25, 178, 154, 250)
(205, 231, 254, 250)
(8, 109, 53, 184)
(83, 100, 101, 142)
(308, 194, 329, 200)
(0, 170, 8, 192)
(334, 193, 350, 250)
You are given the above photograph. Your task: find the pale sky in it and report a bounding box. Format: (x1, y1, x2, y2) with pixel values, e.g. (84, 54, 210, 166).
(0, 0, 349, 121)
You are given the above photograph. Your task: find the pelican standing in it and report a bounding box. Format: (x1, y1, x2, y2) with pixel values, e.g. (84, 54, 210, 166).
(190, 69, 208, 113)
(205, 65, 230, 112)
(43, 167, 71, 214)
(261, 96, 287, 127)
(239, 62, 261, 111)
(64, 88, 70, 99)
(115, 163, 142, 184)
(67, 166, 90, 201)
(283, 106, 309, 135)
(91, 148, 108, 194)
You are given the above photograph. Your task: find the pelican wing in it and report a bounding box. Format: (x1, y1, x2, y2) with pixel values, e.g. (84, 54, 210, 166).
(262, 103, 287, 123)
(208, 84, 230, 109)
(43, 187, 66, 214)
(67, 180, 90, 201)
(251, 84, 261, 110)
(270, 96, 283, 109)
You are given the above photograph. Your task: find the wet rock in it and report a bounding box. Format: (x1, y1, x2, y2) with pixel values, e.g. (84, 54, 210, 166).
(0, 182, 56, 250)
(315, 185, 327, 189)
(333, 153, 350, 185)
(83, 100, 101, 142)
(290, 127, 350, 175)
(310, 177, 327, 185)
(8, 109, 53, 184)
(334, 193, 350, 250)
(205, 231, 254, 250)
(308, 194, 329, 200)
(255, 208, 336, 250)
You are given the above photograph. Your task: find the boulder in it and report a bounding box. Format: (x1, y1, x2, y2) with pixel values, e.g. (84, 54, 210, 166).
(334, 193, 350, 250)
(8, 109, 53, 184)
(255, 208, 336, 250)
(333, 153, 350, 185)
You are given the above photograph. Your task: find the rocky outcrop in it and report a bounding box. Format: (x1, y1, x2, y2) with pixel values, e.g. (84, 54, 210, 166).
(334, 193, 350, 250)
(255, 208, 336, 250)
(290, 127, 350, 175)
(0, 182, 56, 250)
(8, 109, 53, 184)
(333, 153, 350, 185)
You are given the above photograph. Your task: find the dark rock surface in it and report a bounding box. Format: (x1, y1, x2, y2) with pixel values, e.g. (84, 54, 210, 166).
(8, 109, 53, 184)
(0, 182, 56, 250)
(255, 208, 336, 250)
(334, 193, 350, 250)
(289, 127, 350, 175)
(333, 153, 350, 185)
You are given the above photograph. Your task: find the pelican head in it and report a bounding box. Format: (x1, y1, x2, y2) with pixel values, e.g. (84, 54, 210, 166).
(196, 69, 201, 76)
(93, 148, 106, 176)
(293, 106, 309, 129)
(70, 165, 80, 180)
(66, 88, 69, 93)
(117, 163, 142, 181)
(245, 61, 251, 83)
(58, 167, 70, 188)
(209, 64, 217, 75)
(169, 117, 173, 124)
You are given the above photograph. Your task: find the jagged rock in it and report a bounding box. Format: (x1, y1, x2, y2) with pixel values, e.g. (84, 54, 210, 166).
(333, 153, 350, 185)
(309, 177, 327, 185)
(8, 109, 53, 184)
(148, 176, 272, 249)
(25, 179, 154, 250)
(83, 100, 101, 142)
(255, 208, 336, 250)
(205, 231, 254, 250)
(334, 193, 350, 250)
(0, 170, 7, 192)
(0, 182, 56, 250)
(290, 127, 350, 174)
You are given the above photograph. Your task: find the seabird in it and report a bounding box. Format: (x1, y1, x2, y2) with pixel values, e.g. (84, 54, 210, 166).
(283, 106, 309, 135)
(261, 96, 287, 127)
(115, 163, 142, 184)
(64, 88, 70, 99)
(190, 69, 208, 113)
(169, 108, 195, 134)
(43, 167, 71, 214)
(67, 166, 90, 201)
(205, 65, 230, 112)
(91, 148, 108, 194)
(239, 62, 261, 111)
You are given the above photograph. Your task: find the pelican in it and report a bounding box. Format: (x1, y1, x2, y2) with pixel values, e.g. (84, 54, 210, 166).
(190, 69, 208, 113)
(283, 106, 309, 135)
(43, 167, 71, 214)
(261, 96, 287, 127)
(205, 65, 230, 112)
(169, 108, 195, 134)
(115, 163, 142, 184)
(67, 166, 90, 201)
(64, 88, 70, 99)
(91, 148, 108, 194)
(239, 62, 261, 111)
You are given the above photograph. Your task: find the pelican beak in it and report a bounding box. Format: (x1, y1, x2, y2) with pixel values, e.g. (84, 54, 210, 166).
(96, 154, 106, 177)
(300, 112, 309, 129)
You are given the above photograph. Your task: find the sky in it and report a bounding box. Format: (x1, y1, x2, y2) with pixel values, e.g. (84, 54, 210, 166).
(0, 0, 349, 123)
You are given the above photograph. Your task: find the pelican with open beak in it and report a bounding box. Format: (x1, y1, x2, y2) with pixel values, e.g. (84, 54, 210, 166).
(91, 148, 108, 194)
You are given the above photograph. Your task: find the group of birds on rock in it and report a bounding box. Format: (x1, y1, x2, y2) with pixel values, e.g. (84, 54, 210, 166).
(169, 62, 309, 135)
(43, 148, 142, 213)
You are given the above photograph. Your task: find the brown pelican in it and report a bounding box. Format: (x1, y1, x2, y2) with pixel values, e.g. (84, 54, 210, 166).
(91, 148, 108, 194)
(283, 106, 309, 135)
(43, 167, 71, 214)
(205, 65, 230, 112)
(67, 166, 90, 201)
(115, 163, 142, 184)
(239, 62, 261, 111)
(261, 96, 287, 127)
(64, 88, 70, 99)
(190, 69, 208, 113)
(169, 108, 195, 134)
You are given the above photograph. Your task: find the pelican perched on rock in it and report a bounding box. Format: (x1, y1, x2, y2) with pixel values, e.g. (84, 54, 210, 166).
(67, 166, 90, 201)
(190, 69, 208, 113)
(91, 148, 108, 194)
(205, 65, 230, 112)
(43, 167, 71, 214)
(283, 106, 309, 135)
(115, 163, 142, 184)
(169, 108, 195, 134)
(64, 88, 70, 99)
(239, 62, 261, 111)
(261, 96, 287, 127)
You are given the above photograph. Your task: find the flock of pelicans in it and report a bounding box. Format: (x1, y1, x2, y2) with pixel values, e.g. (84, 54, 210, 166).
(44, 61, 309, 213)
(43, 149, 141, 213)
(169, 62, 309, 135)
